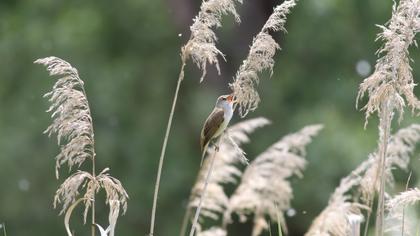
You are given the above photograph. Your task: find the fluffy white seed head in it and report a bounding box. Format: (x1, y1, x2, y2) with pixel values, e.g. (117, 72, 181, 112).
(225, 124, 323, 235)
(385, 188, 420, 235)
(35, 57, 95, 179)
(188, 118, 271, 231)
(230, 0, 297, 117)
(357, 0, 420, 126)
(306, 124, 420, 236)
(183, 0, 242, 82)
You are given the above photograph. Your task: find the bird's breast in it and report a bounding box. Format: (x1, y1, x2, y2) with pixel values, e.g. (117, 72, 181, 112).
(223, 105, 234, 121)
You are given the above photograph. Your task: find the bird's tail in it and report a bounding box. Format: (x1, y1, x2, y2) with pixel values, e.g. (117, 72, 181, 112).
(200, 143, 209, 167)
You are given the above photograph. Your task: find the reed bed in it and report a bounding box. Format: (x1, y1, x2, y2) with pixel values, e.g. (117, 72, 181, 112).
(26, 0, 420, 235)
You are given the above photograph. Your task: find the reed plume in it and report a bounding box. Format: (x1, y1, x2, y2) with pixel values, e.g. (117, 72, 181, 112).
(185, 0, 242, 82)
(150, 0, 242, 234)
(225, 124, 323, 236)
(184, 118, 270, 235)
(359, 124, 420, 204)
(305, 160, 369, 236)
(36, 57, 128, 236)
(386, 188, 420, 212)
(385, 188, 420, 235)
(356, 0, 420, 234)
(230, 0, 297, 117)
(37, 57, 94, 179)
(306, 124, 420, 236)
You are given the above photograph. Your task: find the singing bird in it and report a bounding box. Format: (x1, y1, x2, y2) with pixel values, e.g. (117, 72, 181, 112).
(200, 94, 235, 165)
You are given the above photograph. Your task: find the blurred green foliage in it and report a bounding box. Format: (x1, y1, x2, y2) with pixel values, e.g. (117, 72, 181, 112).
(0, 0, 419, 235)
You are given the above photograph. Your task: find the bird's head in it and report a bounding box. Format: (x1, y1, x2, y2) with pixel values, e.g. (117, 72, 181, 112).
(216, 94, 235, 108)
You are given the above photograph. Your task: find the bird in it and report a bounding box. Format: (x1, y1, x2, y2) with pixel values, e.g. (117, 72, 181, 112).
(200, 94, 235, 166)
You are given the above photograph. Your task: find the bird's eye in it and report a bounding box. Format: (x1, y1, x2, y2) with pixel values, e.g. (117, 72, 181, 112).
(222, 97, 226, 101)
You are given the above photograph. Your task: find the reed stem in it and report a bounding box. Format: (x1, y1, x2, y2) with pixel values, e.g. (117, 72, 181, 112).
(375, 101, 392, 236)
(189, 138, 221, 236)
(179, 207, 191, 236)
(149, 59, 186, 236)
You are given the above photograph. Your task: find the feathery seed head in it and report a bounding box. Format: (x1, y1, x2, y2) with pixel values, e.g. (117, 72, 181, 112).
(184, 0, 242, 82)
(54, 168, 128, 233)
(305, 168, 368, 236)
(230, 0, 297, 117)
(357, 0, 420, 126)
(37, 57, 128, 235)
(36, 57, 94, 178)
(359, 124, 420, 202)
(385, 188, 420, 235)
(225, 124, 323, 235)
(306, 124, 420, 236)
(189, 118, 270, 232)
(387, 188, 420, 212)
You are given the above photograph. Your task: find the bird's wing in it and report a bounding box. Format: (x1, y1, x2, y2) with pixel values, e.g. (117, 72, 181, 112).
(200, 108, 225, 152)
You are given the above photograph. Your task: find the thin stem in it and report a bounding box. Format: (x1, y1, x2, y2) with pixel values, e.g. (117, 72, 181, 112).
(189, 138, 221, 236)
(92, 155, 96, 236)
(363, 203, 373, 236)
(268, 219, 272, 236)
(78, 77, 97, 236)
(401, 171, 412, 236)
(179, 208, 191, 236)
(375, 101, 392, 236)
(149, 59, 186, 236)
(80, 81, 97, 236)
(364, 145, 380, 236)
(363, 133, 384, 236)
(275, 204, 283, 236)
(363, 160, 381, 236)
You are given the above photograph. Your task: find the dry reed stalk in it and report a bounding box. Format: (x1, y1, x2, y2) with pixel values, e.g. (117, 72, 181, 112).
(230, 0, 297, 117)
(356, 0, 420, 234)
(401, 172, 413, 236)
(190, 138, 221, 236)
(36, 57, 128, 236)
(225, 124, 323, 236)
(149, 0, 242, 234)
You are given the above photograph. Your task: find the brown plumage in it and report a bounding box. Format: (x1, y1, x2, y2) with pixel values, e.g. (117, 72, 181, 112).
(200, 95, 234, 166)
(201, 108, 224, 152)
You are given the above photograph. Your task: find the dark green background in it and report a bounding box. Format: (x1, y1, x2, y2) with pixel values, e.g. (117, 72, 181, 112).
(0, 0, 419, 235)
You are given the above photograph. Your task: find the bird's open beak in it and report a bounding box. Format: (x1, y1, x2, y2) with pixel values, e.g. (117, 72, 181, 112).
(227, 95, 234, 103)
